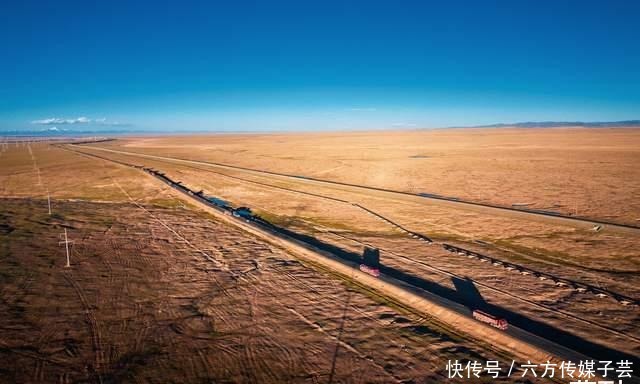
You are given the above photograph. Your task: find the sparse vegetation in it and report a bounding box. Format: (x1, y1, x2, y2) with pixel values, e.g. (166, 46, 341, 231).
(2, 131, 639, 382)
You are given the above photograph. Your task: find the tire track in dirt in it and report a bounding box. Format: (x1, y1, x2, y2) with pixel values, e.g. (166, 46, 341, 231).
(109, 172, 228, 269)
(106, 172, 240, 304)
(283, 306, 402, 383)
(220, 254, 403, 381)
(234, 258, 405, 383)
(247, 256, 429, 371)
(196, 349, 214, 379)
(243, 337, 281, 384)
(62, 272, 104, 383)
(32, 322, 60, 382)
(275, 264, 429, 378)
(0, 340, 70, 367)
(277, 262, 429, 361)
(237, 271, 305, 379)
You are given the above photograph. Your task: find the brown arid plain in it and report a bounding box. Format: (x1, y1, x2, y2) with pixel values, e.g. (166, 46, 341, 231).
(1, 127, 639, 383)
(108, 127, 640, 225)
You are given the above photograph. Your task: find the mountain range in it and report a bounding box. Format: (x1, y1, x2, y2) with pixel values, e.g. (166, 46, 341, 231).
(465, 120, 640, 128)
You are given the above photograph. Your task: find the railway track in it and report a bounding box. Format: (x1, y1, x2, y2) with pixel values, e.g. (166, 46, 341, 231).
(326, 230, 640, 344)
(64, 144, 639, 308)
(73, 144, 640, 232)
(60, 144, 640, 365)
(352, 203, 432, 243)
(440, 243, 639, 306)
(95, 151, 434, 243)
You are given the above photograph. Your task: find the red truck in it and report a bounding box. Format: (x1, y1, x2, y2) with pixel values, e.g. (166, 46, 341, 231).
(473, 310, 508, 330)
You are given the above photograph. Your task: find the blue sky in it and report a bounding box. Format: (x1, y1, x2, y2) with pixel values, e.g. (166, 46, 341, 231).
(1, 0, 639, 132)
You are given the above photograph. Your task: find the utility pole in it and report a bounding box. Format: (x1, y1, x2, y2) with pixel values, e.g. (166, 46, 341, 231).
(47, 189, 52, 215)
(59, 229, 73, 268)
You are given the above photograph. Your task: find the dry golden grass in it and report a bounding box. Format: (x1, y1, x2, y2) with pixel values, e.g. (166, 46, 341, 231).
(0, 199, 520, 383)
(77, 142, 640, 279)
(0, 142, 176, 205)
(2, 141, 539, 382)
(3, 134, 640, 379)
(73, 130, 640, 359)
(99, 127, 640, 225)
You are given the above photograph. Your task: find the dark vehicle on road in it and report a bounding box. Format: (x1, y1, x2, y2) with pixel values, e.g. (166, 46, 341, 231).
(233, 206, 254, 219)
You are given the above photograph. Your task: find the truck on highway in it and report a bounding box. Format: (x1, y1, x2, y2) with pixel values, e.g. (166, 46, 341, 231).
(472, 309, 508, 330)
(232, 206, 254, 219)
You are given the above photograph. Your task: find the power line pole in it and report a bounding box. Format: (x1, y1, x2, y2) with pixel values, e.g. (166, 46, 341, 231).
(47, 189, 52, 215)
(59, 229, 74, 268)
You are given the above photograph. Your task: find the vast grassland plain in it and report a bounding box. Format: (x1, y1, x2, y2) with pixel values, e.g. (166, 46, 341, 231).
(1, 127, 639, 382)
(102, 127, 640, 224)
(0, 140, 554, 383)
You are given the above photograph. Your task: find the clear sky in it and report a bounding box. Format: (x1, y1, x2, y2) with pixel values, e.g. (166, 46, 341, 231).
(1, 0, 639, 132)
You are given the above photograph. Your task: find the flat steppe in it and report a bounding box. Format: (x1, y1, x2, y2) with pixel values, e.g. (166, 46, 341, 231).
(75, 128, 640, 363)
(0, 141, 556, 382)
(100, 127, 640, 225)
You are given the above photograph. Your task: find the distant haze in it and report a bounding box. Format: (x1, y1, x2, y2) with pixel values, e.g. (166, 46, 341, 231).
(3, 120, 640, 137)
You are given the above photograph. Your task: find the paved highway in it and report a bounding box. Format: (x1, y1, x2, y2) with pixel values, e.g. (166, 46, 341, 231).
(64, 144, 639, 370)
(73, 144, 640, 235)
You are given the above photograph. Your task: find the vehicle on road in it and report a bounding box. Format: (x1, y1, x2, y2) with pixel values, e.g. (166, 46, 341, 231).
(232, 206, 254, 219)
(473, 309, 508, 330)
